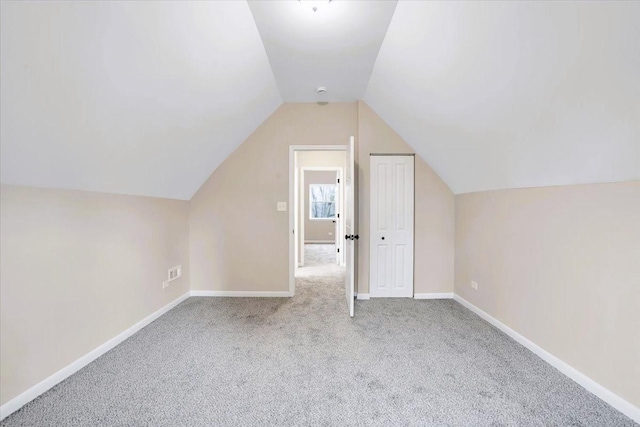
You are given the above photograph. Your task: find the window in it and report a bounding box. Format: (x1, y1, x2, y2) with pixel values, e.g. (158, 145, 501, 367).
(309, 184, 336, 219)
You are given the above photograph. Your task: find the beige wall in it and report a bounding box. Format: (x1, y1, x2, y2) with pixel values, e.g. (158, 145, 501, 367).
(454, 181, 640, 406)
(190, 101, 455, 294)
(0, 185, 190, 405)
(304, 170, 338, 242)
(189, 103, 357, 291)
(297, 151, 346, 169)
(3, 102, 634, 415)
(357, 101, 455, 294)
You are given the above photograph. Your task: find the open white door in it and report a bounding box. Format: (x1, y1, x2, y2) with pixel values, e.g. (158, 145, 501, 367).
(344, 136, 356, 317)
(335, 170, 344, 265)
(335, 171, 340, 265)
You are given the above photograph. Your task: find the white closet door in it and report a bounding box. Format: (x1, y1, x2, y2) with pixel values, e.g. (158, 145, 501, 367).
(370, 155, 414, 298)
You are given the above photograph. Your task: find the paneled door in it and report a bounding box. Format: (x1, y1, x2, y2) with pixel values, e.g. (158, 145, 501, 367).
(335, 170, 342, 265)
(344, 136, 356, 316)
(369, 155, 414, 298)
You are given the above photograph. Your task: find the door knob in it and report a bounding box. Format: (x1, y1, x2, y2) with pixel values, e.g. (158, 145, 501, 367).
(381, 237, 385, 240)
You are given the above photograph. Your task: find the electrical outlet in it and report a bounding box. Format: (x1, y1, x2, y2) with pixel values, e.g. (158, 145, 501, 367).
(328, 232, 333, 236)
(168, 265, 182, 281)
(471, 280, 478, 290)
(164, 265, 182, 289)
(277, 202, 287, 212)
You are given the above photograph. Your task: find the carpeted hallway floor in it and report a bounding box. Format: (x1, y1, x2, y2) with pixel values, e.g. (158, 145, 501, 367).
(296, 243, 342, 278)
(1, 247, 635, 426)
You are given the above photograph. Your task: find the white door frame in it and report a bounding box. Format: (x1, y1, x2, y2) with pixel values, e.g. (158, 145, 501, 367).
(300, 167, 344, 266)
(289, 145, 347, 296)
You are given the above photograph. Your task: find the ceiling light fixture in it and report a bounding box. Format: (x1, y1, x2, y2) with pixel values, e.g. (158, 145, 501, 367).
(298, 0, 332, 13)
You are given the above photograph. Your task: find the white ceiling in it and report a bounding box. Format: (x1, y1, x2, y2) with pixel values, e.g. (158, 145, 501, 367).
(365, 1, 640, 194)
(248, 0, 397, 102)
(2, 1, 638, 199)
(1, 1, 281, 200)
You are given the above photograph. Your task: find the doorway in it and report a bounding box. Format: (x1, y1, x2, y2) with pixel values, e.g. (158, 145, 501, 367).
(299, 167, 344, 269)
(289, 140, 356, 317)
(291, 149, 345, 284)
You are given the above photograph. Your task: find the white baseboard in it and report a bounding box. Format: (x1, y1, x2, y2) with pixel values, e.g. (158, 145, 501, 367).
(360, 293, 453, 300)
(414, 292, 454, 299)
(453, 294, 640, 424)
(304, 240, 334, 244)
(7, 290, 634, 423)
(191, 290, 292, 297)
(0, 291, 191, 421)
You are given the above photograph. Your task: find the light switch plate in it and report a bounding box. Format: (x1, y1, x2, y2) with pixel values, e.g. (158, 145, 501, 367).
(277, 202, 287, 212)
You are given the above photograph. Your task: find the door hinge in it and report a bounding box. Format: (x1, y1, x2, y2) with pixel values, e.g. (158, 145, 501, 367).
(337, 213, 340, 218)
(337, 248, 340, 253)
(337, 178, 340, 183)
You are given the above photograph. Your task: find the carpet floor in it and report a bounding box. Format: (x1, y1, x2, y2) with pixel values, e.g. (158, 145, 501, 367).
(2, 248, 635, 426)
(296, 244, 342, 278)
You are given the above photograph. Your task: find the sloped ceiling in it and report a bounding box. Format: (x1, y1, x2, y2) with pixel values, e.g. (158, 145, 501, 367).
(248, 0, 396, 102)
(2, 1, 638, 199)
(0, 1, 281, 200)
(365, 1, 640, 194)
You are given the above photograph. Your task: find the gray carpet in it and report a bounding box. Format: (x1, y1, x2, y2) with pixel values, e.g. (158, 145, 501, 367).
(296, 244, 341, 278)
(2, 253, 636, 426)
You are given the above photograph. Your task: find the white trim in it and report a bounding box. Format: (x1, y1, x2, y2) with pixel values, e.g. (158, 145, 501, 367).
(414, 292, 454, 299)
(191, 290, 292, 297)
(304, 240, 335, 244)
(294, 152, 299, 272)
(289, 145, 347, 298)
(0, 292, 191, 421)
(356, 293, 370, 300)
(299, 168, 305, 266)
(370, 295, 414, 298)
(301, 166, 344, 171)
(453, 294, 640, 424)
